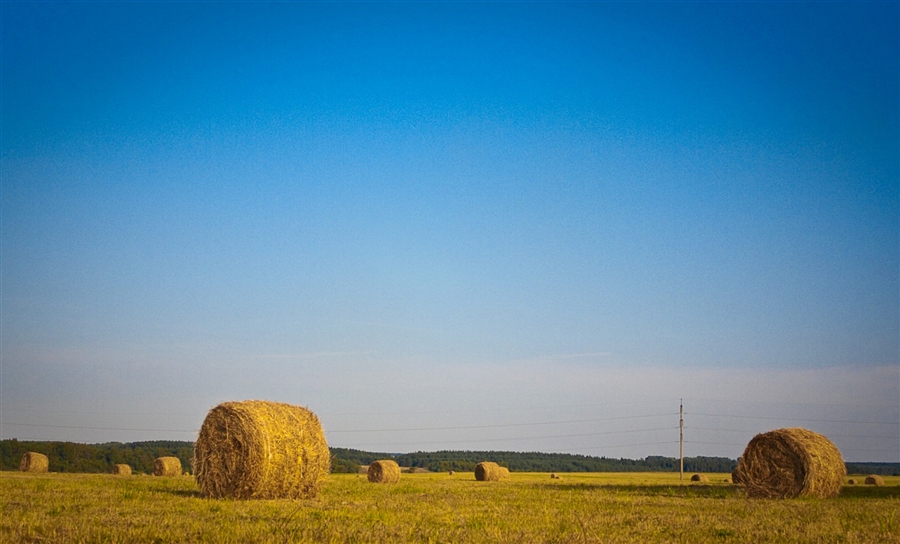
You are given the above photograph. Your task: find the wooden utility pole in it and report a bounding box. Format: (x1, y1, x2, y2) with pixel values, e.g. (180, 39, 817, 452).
(679, 399, 684, 483)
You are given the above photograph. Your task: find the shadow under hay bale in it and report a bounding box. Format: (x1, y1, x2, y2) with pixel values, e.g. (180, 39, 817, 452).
(193, 400, 330, 500)
(864, 475, 885, 486)
(154, 457, 182, 477)
(690, 474, 710, 482)
(733, 427, 845, 499)
(112, 464, 132, 475)
(367, 460, 401, 484)
(20, 452, 49, 473)
(475, 461, 509, 481)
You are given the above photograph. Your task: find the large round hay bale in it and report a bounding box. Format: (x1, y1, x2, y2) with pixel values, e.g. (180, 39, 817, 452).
(367, 460, 400, 484)
(475, 461, 508, 481)
(154, 457, 182, 476)
(193, 399, 330, 499)
(112, 464, 132, 475)
(733, 427, 845, 499)
(690, 473, 709, 482)
(20, 452, 49, 473)
(864, 474, 885, 486)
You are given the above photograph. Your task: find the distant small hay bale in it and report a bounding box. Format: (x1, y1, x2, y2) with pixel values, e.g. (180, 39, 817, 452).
(846, 479, 857, 485)
(733, 427, 845, 499)
(20, 452, 49, 473)
(448, 471, 455, 475)
(691, 474, 710, 482)
(475, 462, 509, 481)
(193, 400, 330, 500)
(112, 464, 132, 475)
(154, 457, 182, 477)
(550, 473, 557, 479)
(864, 475, 885, 486)
(367, 460, 401, 484)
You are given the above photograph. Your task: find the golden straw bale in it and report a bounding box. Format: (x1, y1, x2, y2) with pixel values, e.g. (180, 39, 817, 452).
(864, 474, 885, 486)
(367, 460, 401, 484)
(20, 452, 49, 473)
(193, 400, 330, 499)
(112, 464, 132, 475)
(733, 427, 845, 499)
(846, 479, 856, 485)
(475, 461, 508, 481)
(154, 457, 182, 476)
(690, 474, 710, 482)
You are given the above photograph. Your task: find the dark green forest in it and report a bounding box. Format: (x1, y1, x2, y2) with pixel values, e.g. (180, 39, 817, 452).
(2, 440, 897, 475)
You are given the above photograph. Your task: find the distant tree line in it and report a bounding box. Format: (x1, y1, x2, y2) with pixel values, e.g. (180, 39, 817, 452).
(0, 439, 194, 474)
(3, 440, 897, 475)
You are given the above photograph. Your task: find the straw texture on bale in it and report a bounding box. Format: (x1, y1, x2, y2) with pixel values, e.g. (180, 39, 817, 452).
(154, 457, 182, 476)
(475, 461, 509, 481)
(20, 452, 49, 473)
(733, 427, 845, 499)
(690, 474, 709, 482)
(193, 400, 330, 500)
(864, 475, 884, 486)
(112, 464, 132, 475)
(367, 460, 401, 484)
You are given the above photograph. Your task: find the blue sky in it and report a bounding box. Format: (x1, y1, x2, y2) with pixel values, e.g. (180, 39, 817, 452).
(1, 1, 897, 462)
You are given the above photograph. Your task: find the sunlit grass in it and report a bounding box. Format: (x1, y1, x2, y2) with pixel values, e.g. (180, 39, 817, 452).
(2, 471, 898, 543)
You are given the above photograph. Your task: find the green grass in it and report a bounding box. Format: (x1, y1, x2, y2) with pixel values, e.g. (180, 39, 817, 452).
(2, 471, 898, 543)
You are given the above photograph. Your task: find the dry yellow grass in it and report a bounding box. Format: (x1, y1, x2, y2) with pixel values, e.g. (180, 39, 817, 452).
(733, 427, 845, 499)
(193, 399, 330, 499)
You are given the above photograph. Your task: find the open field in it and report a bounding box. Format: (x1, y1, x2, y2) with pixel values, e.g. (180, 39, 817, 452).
(2, 471, 898, 543)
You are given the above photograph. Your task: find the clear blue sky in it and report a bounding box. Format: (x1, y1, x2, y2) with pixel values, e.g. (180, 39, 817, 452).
(1, 1, 897, 462)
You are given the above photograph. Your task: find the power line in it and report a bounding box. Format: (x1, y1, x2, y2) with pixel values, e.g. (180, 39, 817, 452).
(326, 413, 675, 434)
(688, 413, 898, 425)
(0, 422, 198, 433)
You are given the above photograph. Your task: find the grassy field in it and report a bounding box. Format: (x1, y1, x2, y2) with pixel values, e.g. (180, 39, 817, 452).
(2, 471, 898, 543)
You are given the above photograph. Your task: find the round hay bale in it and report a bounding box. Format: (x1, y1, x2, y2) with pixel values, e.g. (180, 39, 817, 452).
(475, 461, 508, 481)
(448, 470, 455, 476)
(20, 452, 49, 473)
(154, 457, 182, 477)
(193, 399, 330, 499)
(112, 464, 132, 475)
(690, 473, 710, 482)
(734, 427, 845, 499)
(550, 473, 557, 479)
(731, 469, 743, 485)
(367, 460, 400, 484)
(846, 479, 856, 485)
(864, 474, 885, 486)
